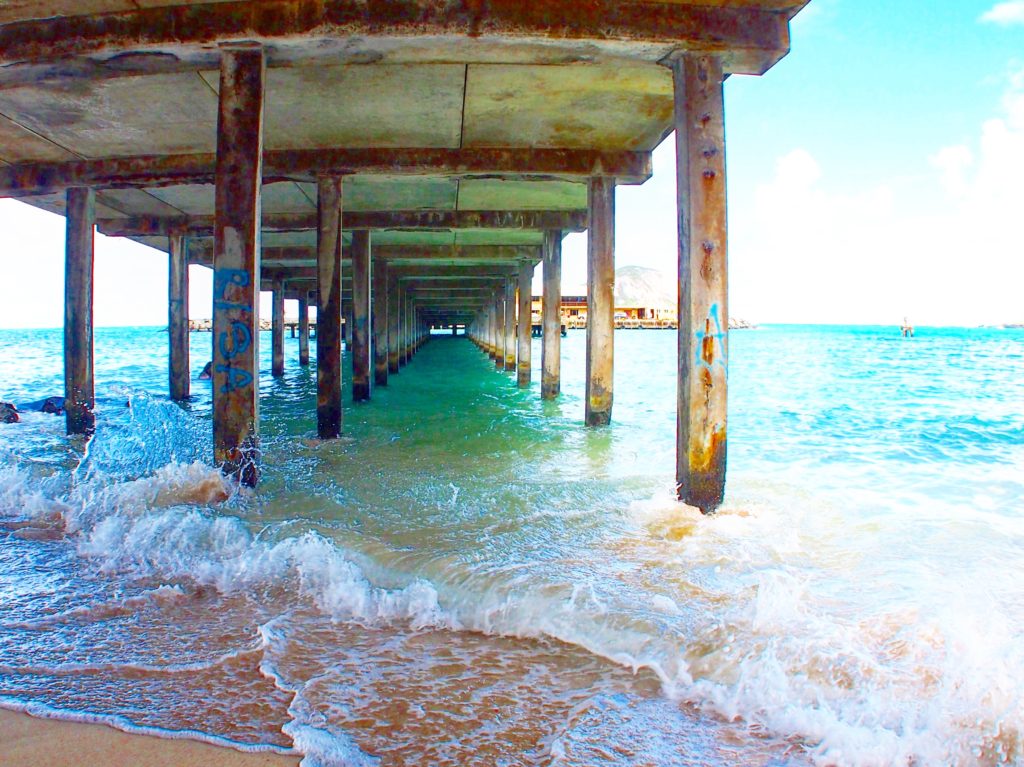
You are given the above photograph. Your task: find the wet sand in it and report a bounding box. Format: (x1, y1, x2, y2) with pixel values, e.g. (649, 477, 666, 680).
(0, 708, 299, 767)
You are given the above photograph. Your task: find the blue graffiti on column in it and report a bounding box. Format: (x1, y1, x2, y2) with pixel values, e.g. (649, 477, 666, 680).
(693, 302, 728, 375)
(215, 269, 255, 393)
(214, 268, 251, 310)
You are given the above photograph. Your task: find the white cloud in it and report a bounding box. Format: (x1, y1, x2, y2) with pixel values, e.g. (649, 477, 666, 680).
(730, 67, 1024, 326)
(980, 1, 1024, 25)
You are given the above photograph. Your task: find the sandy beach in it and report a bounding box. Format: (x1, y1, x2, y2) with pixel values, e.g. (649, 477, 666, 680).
(0, 708, 300, 767)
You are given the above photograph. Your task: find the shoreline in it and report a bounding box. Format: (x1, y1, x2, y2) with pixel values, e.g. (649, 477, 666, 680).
(0, 708, 300, 767)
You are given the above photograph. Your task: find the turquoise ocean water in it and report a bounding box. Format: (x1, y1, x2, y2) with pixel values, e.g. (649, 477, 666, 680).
(0, 325, 1022, 766)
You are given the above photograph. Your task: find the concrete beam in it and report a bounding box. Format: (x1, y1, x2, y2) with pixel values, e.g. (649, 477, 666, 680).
(187, 242, 541, 267)
(0, 148, 651, 197)
(0, 1, 794, 78)
(96, 210, 590, 238)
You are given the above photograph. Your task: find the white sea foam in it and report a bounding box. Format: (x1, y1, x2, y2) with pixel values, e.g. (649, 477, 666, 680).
(4, 454, 1024, 766)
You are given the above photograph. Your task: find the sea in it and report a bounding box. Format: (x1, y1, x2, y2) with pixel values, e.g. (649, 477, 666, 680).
(0, 324, 1022, 767)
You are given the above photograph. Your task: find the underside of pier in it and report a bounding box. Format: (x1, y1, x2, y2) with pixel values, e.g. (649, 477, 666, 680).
(0, 0, 807, 511)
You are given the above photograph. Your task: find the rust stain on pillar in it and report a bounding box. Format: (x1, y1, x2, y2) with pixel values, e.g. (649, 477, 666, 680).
(64, 186, 95, 436)
(585, 177, 615, 426)
(673, 54, 728, 514)
(541, 230, 562, 400)
(517, 259, 533, 388)
(298, 293, 310, 366)
(373, 259, 389, 386)
(212, 45, 264, 486)
(271, 276, 285, 377)
(503, 277, 516, 371)
(387, 272, 399, 374)
(316, 175, 344, 439)
(168, 232, 189, 401)
(351, 230, 371, 401)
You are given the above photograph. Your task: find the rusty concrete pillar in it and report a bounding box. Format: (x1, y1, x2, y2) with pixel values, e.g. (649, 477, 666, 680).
(517, 260, 533, 387)
(271, 276, 285, 377)
(168, 232, 189, 401)
(372, 259, 388, 386)
(212, 45, 264, 485)
(64, 187, 95, 436)
(503, 277, 516, 371)
(387, 273, 401, 374)
(673, 54, 728, 514)
(298, 293, 310, 366)
(316, 175, 344, 439)
(541, 230, 562, 399)
(351, 230, 371, 401)
(586, 176, 615, 426)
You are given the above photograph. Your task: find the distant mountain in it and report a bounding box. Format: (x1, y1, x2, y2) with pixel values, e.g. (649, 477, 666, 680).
(615, 266, 675, 309)
(612, 266, 756, 329)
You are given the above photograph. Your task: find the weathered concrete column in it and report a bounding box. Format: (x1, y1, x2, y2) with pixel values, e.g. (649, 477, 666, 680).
(673, 54, 729, 514)
(343, 302, 353, 347)
(271, 276, 285, 377)
(298, 293, 310, 366)
(405, 295, 414, 363)
(387, 274, 401, 374)
(503, 278, 516, 371)
(316, 175, 344, 439)
(64, 187, 95, 435)
(351, 230, 371, 401)
(585, 176, 615, 426)
(372, 259, 388, 386)
(212, 45, 264, 485)
(541, 230, 562, 399)
(168, 232, 189, 401)
(495, 292, 505, 369)
(397, 291, 407, 367)
(517, 260, 534, 387)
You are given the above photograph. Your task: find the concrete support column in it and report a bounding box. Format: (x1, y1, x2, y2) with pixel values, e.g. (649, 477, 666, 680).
(405, 295, 414, 362)
(271, 276, 285, 377)
(212, 45, 264, 485)
(489, 294, 499, 364)
(343, 303, 353, 347)
(673, 54, 728, 514)
(517, 260, 533, 387)
(298, 294, 310, 366)
(541, 230, 562, 399)
(64, 187, 96, 436)
(168, 232, 189, 401)
(398, 291, 407, 367)
(351, 230, 371, 401)
(316, 175, 344, 439)
(387, 274, 401, 374)
(503, 278, 516, 371)
(372, 259, 389, 386)
(585, 176, 615, 426)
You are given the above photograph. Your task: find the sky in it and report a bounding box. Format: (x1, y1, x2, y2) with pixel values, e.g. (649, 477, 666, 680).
(0, 0, 1021, 329)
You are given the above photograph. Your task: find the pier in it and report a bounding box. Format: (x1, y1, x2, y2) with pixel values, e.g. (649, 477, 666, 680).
(0, 0, 807, 512)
